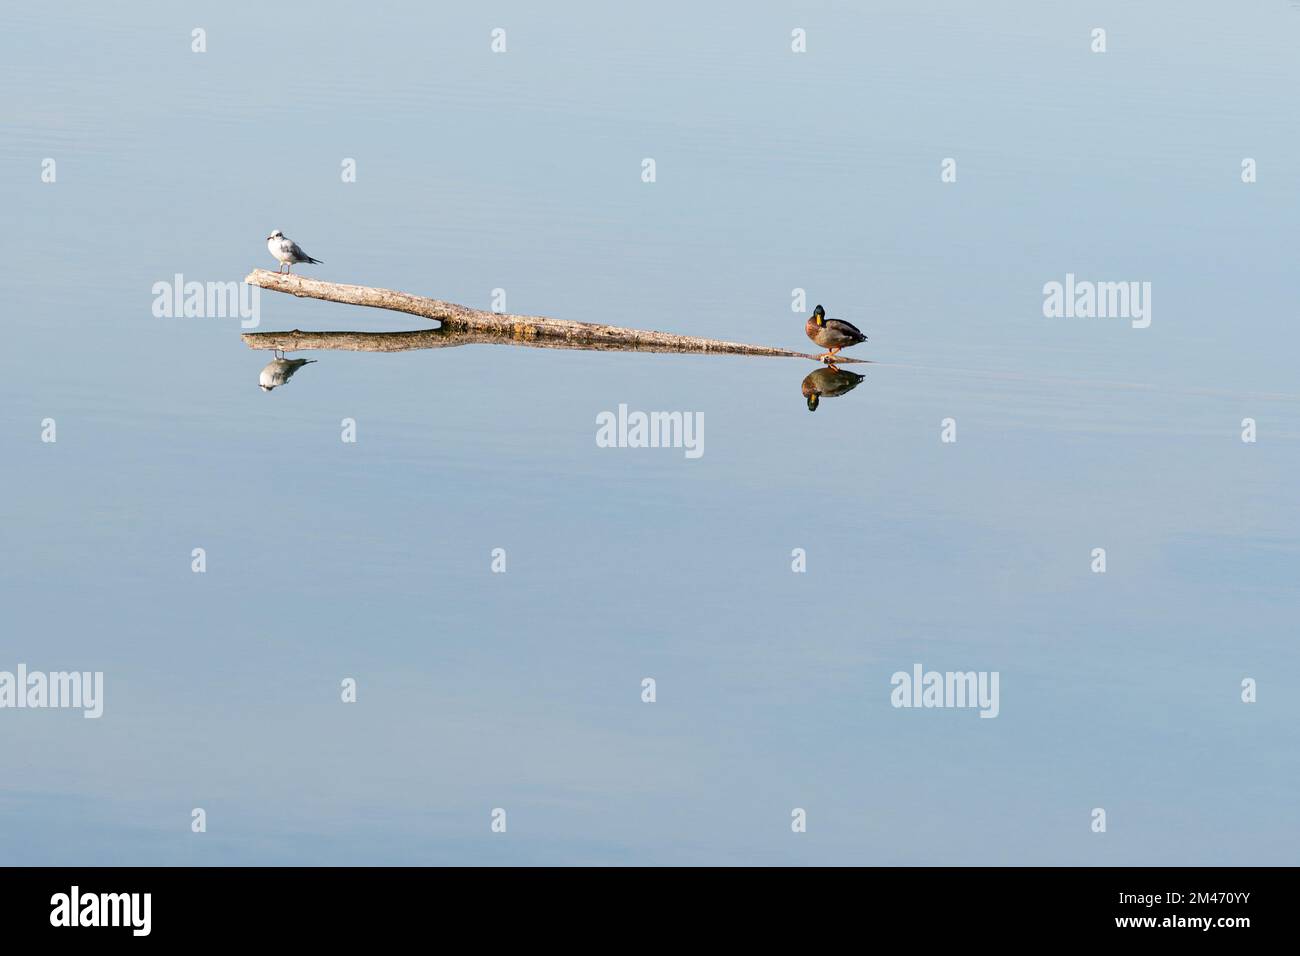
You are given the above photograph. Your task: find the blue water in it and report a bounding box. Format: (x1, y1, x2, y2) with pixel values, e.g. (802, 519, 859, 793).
(1, 0, 1297, 865)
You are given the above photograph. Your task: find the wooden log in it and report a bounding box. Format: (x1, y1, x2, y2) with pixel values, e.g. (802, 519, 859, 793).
(243, 269, 866, 363)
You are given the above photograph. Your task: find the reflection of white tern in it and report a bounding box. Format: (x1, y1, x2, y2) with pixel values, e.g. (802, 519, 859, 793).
(258, 354, 316, 392)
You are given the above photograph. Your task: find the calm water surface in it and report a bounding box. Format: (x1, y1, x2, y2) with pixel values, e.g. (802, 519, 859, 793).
(1, 1, 1298, 864)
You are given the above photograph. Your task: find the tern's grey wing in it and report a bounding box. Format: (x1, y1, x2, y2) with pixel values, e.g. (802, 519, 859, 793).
(288, 242, 308, 260)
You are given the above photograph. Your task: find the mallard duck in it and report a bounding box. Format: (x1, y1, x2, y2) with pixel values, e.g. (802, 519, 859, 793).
(805, 305, 866, 362)
(801, 366, 866, 411)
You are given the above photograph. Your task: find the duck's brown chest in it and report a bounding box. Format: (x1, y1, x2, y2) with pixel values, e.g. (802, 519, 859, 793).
(805, 317, 828, 346)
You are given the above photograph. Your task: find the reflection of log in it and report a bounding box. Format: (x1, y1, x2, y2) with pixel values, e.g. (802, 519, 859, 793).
(245, 329, 479, 353)
(243, 326, 865, 362)
(243, 269, 865, 362)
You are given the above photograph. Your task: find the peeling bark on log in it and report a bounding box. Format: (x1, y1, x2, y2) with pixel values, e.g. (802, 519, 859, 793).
(243, 269, 865, 363)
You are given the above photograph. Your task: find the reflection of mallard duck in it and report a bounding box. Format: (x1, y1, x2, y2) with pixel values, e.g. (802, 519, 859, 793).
(801, 366, 865, 411)
(258, 351, 317, 391)
(805, 304, 866, 362)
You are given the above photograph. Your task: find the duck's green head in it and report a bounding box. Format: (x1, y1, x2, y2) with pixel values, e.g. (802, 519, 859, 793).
(806, 393, 820, 411)
(812, 304, 825, 326)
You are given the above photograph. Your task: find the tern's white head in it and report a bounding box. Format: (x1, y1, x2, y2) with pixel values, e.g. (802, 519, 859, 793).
(266, 229, 283, 241)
